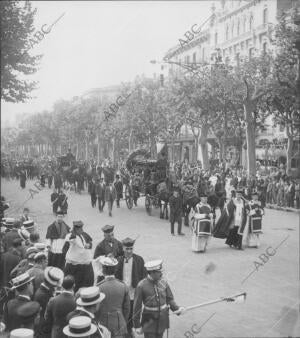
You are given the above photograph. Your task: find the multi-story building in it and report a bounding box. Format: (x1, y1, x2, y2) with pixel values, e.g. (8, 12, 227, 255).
(163, 0, 299, 170)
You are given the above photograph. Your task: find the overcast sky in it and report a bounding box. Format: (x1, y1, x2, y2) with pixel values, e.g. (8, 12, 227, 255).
(1, 0, 214, 124)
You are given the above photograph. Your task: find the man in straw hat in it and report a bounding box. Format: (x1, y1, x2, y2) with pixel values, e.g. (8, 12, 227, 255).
(67, 286, 110, 337)
(27, 250, 48, 292)
(115, 238, 146, 338)
(9, 246, 39, 279)
(21, 220, 35, 235)
(3, 272, 35, 331)
(64, 221, 94, 292)
(44, 275, 77, 338)
(9, 328, 34, 338)
(34, 267, 64, 337)
(132, 259, 185, 338)
(63, 316, 97, 338)
(96, 256, 130, 337)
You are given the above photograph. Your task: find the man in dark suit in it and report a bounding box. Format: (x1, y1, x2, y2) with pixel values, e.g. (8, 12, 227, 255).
(89, 177, 97, 208)
(3, 272, 35, 331)
(96, 256, 130, 337)
(105, 182, 116, 217)
(95, 177, 106, 212)
(51, 188, 59, 215)
(34, 267, 64, 337)
(114, 175, 123, 208)
(44, 275, 76, 338)
(0, 238, 22, 287)
(93, 225, 123, 260)
(115, 238, 146, 337)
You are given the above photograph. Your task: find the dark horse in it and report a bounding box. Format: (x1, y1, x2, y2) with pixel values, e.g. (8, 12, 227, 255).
(157, 178, 173, 220)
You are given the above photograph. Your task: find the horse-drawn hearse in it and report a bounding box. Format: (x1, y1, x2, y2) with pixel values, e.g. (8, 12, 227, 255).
(120, 149, 170, 217)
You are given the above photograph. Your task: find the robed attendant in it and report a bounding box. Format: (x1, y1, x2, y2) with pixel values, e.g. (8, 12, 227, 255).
(191, 194, 213, 253)
(245, 191, 264, 248)
(213, 189, 247, 250)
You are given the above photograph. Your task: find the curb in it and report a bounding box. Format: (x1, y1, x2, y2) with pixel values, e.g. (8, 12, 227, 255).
(266, 204, 300, 213)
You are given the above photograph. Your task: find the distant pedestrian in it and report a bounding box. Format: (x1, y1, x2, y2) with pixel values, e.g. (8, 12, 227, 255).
(88, 178, 97, 208)
(96, 177, 106, 212)
(114, 175, 123, 208)
(169, 188, 184, 236)
(105, 182, 116, 217)
(20, 169, 27, 189)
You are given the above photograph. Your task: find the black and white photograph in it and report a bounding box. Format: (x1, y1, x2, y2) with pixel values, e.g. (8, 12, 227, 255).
(1, 0, 300, 337)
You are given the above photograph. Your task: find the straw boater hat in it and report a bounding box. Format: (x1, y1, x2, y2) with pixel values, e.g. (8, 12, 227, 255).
(10, 328, 34, 338)
(33, 250, 48, 261)
(44, 267, 64, 287)
(22, 220, 35, 231)
(11, 272, 35, 290)
(26, 247, 39, 260)
(63, 316, 97, 337)
(76, 286, 105, 307)
(18, 229, 30, 241)
(34, 242, 47, 251)
(99, 256, 118, 266)
(4, 217, 15, 225)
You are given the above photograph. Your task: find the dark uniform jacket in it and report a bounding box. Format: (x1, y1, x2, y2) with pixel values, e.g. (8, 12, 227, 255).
(96, 276, 130, 336)
(95, 182, 106, 200)
(3, 294, 31, 331)
(0, 248, 21, 286)
(115, 254, 147, 288)
(94, 238, 124, 259)
(45, 291, 76, 338)
(114, 181, 123, 199)
(34, 283, 55, 337)
(169, 195, 183, 222)
(133, 277, 179, 334)
(104, 186, 116, 202)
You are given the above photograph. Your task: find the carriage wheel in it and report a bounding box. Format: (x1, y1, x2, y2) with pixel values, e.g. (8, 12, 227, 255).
(145, 195, 152, 215)
(125, 185, 133, 209)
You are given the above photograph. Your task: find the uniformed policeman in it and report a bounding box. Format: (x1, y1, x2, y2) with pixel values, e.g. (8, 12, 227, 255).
(132, 259, 185, 338)
(96, 256, 130, 338)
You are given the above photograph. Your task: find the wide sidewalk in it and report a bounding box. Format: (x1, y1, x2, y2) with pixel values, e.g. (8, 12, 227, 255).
(1, 179, 299, 338)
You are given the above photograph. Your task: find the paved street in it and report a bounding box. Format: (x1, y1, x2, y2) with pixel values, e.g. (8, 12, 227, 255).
(2, 178, 299, 338)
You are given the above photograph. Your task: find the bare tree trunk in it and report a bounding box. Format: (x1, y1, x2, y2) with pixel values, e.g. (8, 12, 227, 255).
(244, 102, 256, 178)
(85, 140, 88, 161)
(128, 129, 133, 153)
(199, 127, 209, 170)
(150, 132, 157, 158)
(286, 125, 293, 176)
(97, 135, 100, 164)
(172, 137, 175, 162)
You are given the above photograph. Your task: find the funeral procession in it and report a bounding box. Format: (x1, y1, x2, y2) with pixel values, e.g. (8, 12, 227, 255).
(1, 1, 300, 337)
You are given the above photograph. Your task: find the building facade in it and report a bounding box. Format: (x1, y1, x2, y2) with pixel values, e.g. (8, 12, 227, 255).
(163, 0, 299, 170)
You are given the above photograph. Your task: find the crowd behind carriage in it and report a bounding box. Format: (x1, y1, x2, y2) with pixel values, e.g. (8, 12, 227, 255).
(0, 150, 299, 337)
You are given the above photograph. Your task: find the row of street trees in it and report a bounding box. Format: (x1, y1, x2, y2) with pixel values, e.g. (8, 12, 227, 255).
(1, 1, 299, 177)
